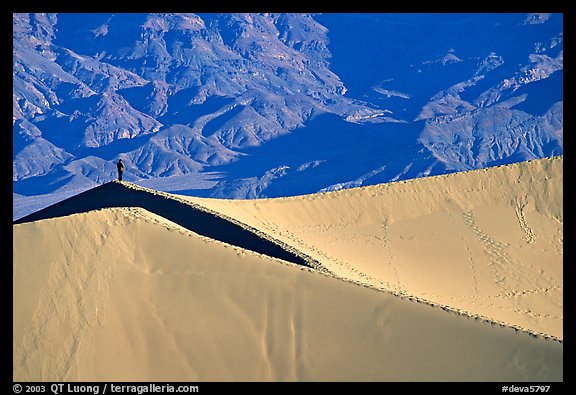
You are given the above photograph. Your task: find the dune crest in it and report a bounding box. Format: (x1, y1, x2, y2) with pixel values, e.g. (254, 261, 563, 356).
(14, 180, 319, 270)
(183, 156, 563, 339)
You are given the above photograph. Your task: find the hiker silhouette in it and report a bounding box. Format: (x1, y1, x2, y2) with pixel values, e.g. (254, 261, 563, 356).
(117, 159, 125, 181)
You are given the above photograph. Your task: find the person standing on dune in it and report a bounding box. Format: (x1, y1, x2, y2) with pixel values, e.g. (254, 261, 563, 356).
(117, 158, 125, 181)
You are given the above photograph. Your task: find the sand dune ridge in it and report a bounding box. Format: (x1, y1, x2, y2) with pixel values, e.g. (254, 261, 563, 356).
(13, 157, 563, 381)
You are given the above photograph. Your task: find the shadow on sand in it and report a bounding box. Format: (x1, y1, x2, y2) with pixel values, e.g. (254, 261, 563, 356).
(14, 181, 311, 268)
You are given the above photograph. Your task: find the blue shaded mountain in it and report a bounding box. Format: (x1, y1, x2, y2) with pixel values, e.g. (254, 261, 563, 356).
(13, 13, 563, 218)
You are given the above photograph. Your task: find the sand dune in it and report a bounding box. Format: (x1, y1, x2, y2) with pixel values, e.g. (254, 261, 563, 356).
(184, 156, 563, 339)
(14, 181, 312, 268)
(13, 157, 563, 381)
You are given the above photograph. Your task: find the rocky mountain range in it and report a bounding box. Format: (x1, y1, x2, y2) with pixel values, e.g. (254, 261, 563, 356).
(13, 13, 563, 216)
